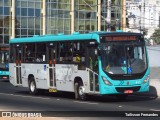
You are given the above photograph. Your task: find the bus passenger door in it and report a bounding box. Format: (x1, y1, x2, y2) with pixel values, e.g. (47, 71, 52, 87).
(87, 42, 99, 92)
(48, 45, 56, 88)
(15, 45, 22, 85)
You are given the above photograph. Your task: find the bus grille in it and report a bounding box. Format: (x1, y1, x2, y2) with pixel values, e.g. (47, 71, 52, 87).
(115, 86, 141, 93)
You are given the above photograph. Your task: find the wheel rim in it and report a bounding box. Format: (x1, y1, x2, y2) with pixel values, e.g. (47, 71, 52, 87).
(30, 81, 35, 92)
(79, 86, 85, 96)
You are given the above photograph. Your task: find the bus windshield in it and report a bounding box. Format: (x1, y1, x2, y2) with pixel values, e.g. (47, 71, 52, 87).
(0, 50, 9, 70)
(101, 41, 147, 75)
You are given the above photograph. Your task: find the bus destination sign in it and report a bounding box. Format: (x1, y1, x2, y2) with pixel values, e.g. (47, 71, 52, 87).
(0, 47, 9, 51)
(105, 36, 137, 41)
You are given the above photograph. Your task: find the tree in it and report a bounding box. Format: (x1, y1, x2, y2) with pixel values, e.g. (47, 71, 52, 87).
(151, 28, 160, 44)
(142, 28, 148, 36)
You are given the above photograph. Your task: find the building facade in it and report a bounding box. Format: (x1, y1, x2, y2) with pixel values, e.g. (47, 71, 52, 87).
(126, 0, 160, 38)
(0, 0, 126, 44)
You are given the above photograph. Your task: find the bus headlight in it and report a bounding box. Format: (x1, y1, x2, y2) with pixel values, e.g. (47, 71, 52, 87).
(143, 75, 150, 84)
(102, 77, 112, 86)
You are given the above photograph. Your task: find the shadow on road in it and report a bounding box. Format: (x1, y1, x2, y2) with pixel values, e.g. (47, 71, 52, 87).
(1, 79, 157, 103)
(0, 79, 9, 82)
(15, 89, 157, 103)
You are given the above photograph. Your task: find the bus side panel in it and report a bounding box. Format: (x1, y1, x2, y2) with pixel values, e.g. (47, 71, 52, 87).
(21, 64, 48, 89)
(55, 64, 89, 92)
(9, 63, 17, 86)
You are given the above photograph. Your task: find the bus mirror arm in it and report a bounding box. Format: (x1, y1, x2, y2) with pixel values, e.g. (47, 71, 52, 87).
(96, 48, 101, 56)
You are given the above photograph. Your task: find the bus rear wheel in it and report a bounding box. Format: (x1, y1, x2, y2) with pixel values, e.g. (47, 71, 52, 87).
(75, 82, 87, 100)
(29, 78, 37, 95)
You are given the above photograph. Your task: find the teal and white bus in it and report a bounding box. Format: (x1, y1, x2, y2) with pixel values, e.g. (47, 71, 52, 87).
(9, 32, 150, 100)
(0, 44, 9, 80)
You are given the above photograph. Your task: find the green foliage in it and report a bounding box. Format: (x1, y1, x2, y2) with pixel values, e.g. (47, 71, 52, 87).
(151, 28, 160, 44)
(143, 28, 148, 36)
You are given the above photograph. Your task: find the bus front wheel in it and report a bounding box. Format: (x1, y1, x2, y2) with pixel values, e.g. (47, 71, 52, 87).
(29, 78, 37, 95)
(75, 82, 87, 100)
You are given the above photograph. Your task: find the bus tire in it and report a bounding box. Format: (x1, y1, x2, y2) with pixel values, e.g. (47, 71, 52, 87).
(29, 77, 37, 95)
(75, 81, 87, 100)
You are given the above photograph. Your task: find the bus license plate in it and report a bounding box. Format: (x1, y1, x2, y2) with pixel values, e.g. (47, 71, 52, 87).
(124, 90, 133, 94)
(49, 88, 57, 92)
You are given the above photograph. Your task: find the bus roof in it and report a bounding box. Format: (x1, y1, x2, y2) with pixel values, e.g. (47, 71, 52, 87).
(9, 32, 143, 44)
(9, 33, 100, 43)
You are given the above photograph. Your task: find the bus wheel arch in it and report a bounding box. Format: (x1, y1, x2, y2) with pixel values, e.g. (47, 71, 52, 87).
(74, 77, 87, 100)
(28, 74, 37, 95)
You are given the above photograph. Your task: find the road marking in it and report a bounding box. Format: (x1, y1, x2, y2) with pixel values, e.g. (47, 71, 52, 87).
(0, 92, 50, 100)
(74, 101, 98, 105)
(150, 109, 160, 111)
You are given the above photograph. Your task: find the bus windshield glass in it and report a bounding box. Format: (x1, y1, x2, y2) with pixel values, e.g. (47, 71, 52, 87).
(0, 47, 9, 70)
(101, 37, 147, 75)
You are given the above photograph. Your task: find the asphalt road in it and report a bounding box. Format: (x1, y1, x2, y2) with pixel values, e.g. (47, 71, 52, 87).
(0, 67, 160, 119)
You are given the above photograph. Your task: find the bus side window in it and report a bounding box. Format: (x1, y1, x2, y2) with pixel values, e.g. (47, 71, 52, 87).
(59, 42, 73, 63)
(59, 43, 64, 62)
(10, 44, 14, 63)
(36, 43, 46, 62)
(24, 43, 35, 63)
(73, 41, 86, 69)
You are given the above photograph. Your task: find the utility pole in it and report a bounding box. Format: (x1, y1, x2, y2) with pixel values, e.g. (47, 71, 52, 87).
(71, 0, 75, 34)
(106, 0, 111, 32)
(97, 0, 101, 31)
(122, 0, 126, 31)
(159, 12, 160, 28)
(11, 0, 15, 39)
(42, 0, 46, 35)
(140, 0, 145, 35)
(139, 3, 142, 34)
(143, 1, 145, 35)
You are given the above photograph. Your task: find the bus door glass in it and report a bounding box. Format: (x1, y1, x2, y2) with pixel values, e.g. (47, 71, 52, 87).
(48, 43, 56, 87)
(87, 41, 99, 92)
(15, 44, 22, 85)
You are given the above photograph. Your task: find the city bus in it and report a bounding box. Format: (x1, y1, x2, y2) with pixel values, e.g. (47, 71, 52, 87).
(0, 44, 9, 80)
(9, 32, 150, 100)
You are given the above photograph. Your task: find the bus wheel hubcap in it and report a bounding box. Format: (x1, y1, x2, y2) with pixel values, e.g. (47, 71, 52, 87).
(79, 86, 85, 96)
(30, 82, 35, 92)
